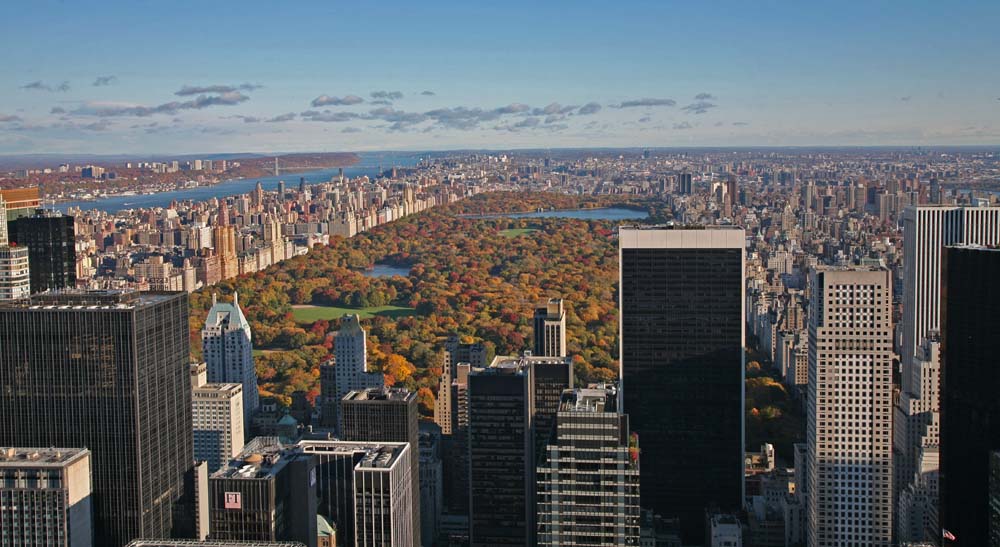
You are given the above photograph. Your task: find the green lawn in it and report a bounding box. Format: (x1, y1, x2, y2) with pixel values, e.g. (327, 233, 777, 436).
(499, 228, 539, 238)
(291, 304, 417, 323)
(252, 349, 280, 357)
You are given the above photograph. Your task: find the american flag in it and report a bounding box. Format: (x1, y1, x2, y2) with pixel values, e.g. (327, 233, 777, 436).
(943, 529, 957, 542)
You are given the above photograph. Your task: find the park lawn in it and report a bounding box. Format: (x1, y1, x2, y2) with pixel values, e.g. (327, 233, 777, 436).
(499, 228, 539, 238)
(291, 304, 417, 323)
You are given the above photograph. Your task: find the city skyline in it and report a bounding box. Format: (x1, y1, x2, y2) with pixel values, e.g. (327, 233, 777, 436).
(2, 0, 999, 154)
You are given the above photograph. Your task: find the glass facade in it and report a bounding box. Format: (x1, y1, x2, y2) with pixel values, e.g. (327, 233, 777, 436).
(7, 213, 76, 293)
(0, 291, 193, 547)
(620, 242, 744, 543)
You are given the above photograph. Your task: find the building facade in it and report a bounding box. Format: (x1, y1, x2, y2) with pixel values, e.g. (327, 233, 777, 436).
(7, 210, 76, 293)
(618, 226, 745, 543)
(331, 315, 383, 431)
(202, 292, 259, 426)
(0, 196, 30, 301)
(190, 363, 245, 473)
(0, 447, 92, 547)
(532, 298, 567, 358)
(0, 290, 194, 547)
(805, 267, 893, 546)
(536, 386, 640, 546)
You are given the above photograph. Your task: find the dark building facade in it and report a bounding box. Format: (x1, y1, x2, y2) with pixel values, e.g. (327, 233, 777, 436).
(0, 290, 194, 547)
(7, 211, 76, 293)
(940, 246, 1000, 547)
(618, 227, 745, 543)
(467, 363, 534, 547)
(339, 387, 421, 544)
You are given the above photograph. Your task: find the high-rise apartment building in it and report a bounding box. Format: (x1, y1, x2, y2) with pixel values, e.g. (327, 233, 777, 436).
(435, 335, 487, 436)
(940, 245, 1000, 547)
(618, 226, 745, 543)
(208, 438, 317, 547)
(331, 315, 383, 431)
(536, 385, 640, 546)
(340, 387, 421, 544)
(441, 363, 472, 523)
(0, 447, 93, 547)
(418, 424, 443, 547)
(805, 267, 893, 546)
(202, 292, 259, 425)
(190, 363, 245, 473)
(298, 440, 414, 547)
(7, 210, 76, 292)
(490, 354, 573, 462)
(532, 298, 567, 357)
(0, 290, 194, 547)
(0, 196, 30, 301)
(318, 359, 338, 428)
(467, 362, 534, 547)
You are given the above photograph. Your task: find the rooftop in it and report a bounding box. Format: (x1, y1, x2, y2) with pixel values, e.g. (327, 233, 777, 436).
(212, 437, 299, 480)
(127, 542, 306, 547)
(0, 447, 90, 468)
(343, 386, 414, 403)
(559, 385, 619, 413)
(0, 289, 182, 310)
(297, 440, 408, 471)
(488, 354, 573, 370)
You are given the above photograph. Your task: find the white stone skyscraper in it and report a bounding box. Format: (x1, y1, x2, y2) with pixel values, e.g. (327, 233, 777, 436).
(201, 292, 259, 426)
(189, 363, 245, 473)
(806, 266, 893, 546)
(333, 314, 383, 429)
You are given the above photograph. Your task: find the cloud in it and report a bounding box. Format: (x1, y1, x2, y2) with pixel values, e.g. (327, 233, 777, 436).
(21, 80, 70, 92)
(614, 98, 676, 108)
(300, 110, 361, 122)
(311, 94, 364, 107)
(50, 106, 66, 114)
(681, 101, 717, 114)
(371, 90, 404, 101)
(420, 90, 436, 96)
(900, 96, 912, 102)
(493, 103, 531, 115)
(532, 103, 576, 116)
(341, 127, 362, 133)
(72, 91, 250, 117)
(694, 92, 716, 100)
(93, 75, 117, 87)
(577, 102, 602, 115)
(266, 112, 296, 123)
(0, 114, 22, 123)
(230, 115, 261, 123)
(175, 83, 261, 96)
(638, 116, 651, 123)
(732, 121, 750, 126)
(496, 117, 542, 132)
(673, 121, 694, 130)
(423, 107, 496, 130)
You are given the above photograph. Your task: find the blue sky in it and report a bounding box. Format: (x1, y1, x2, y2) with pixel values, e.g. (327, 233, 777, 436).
(1, 0, 998, 154)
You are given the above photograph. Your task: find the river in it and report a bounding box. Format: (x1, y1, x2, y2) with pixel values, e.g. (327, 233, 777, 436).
(57, 151, 426, 213)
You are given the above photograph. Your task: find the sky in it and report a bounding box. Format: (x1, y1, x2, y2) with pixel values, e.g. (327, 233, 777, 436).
(1, 0, 999, 154)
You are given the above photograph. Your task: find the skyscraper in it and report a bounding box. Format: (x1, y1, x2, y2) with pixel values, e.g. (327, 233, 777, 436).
(202, 292, 259, 426)
(467, 362, 534, 547)
(0, 447, 93, 547)
(339, 387, 421, 544)
(940, 245, 1000, 547)
(0, 195, 30, 301)
(0, 290, 194, 547)
(536, 385, 640, 546)
(618, 226, 745, 542)
(7, 209, 76, 293)
(805, 267, 893, 546)
(190, 363, 245, 473)
(331, 315, 383, 430)
(532, 298, 567, 358)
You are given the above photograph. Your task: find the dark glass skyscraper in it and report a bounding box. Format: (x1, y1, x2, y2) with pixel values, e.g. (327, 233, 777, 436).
(0, 290, 194, 547)
(618, 226, 745, 543)
(940, 245, 1000, 547)
(7, 210, 76, 293)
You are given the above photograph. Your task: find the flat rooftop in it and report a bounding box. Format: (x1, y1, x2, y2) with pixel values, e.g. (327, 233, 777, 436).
(212, 437, 298, 480)
(489, 354, 572, 370)
(0, 289, 183, 310)
(0, 447, 90, 468)
(343, 386, 414, 403)
(297, 440, 408, 470)
(559, 385, 619, 413)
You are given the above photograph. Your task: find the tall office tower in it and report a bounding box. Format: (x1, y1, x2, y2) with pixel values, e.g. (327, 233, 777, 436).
(467, 362, 534, 546)
(0, 290, 193, 547)
(202, 292, 259, 425)
(536, 385, 641, 546)
(532, 298, 567, 357)
(805, 267, 893, 547)
(419, 424, 443, 547)
(677, 172, 693, 195)
(893, 335, 941, 544)
(340, 387, 421, 544)
(940, 245, 1000, 546)
(318, 360, 338, 428)
(209, 438, 317, 547)
(332, 315, 383, 429)
(298, 441, 413, 547)
(190, 363, 245, 473)
(618, 226, 745, 543)
(802, 181, 815, 211)
(491, 354, 573, 462)
(0, 447, 93, 547)
(442, 363, 472, 521)
(7, 210, 76, 292)
(128, 542, 305, 547)
(0, 196, 30, 301)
